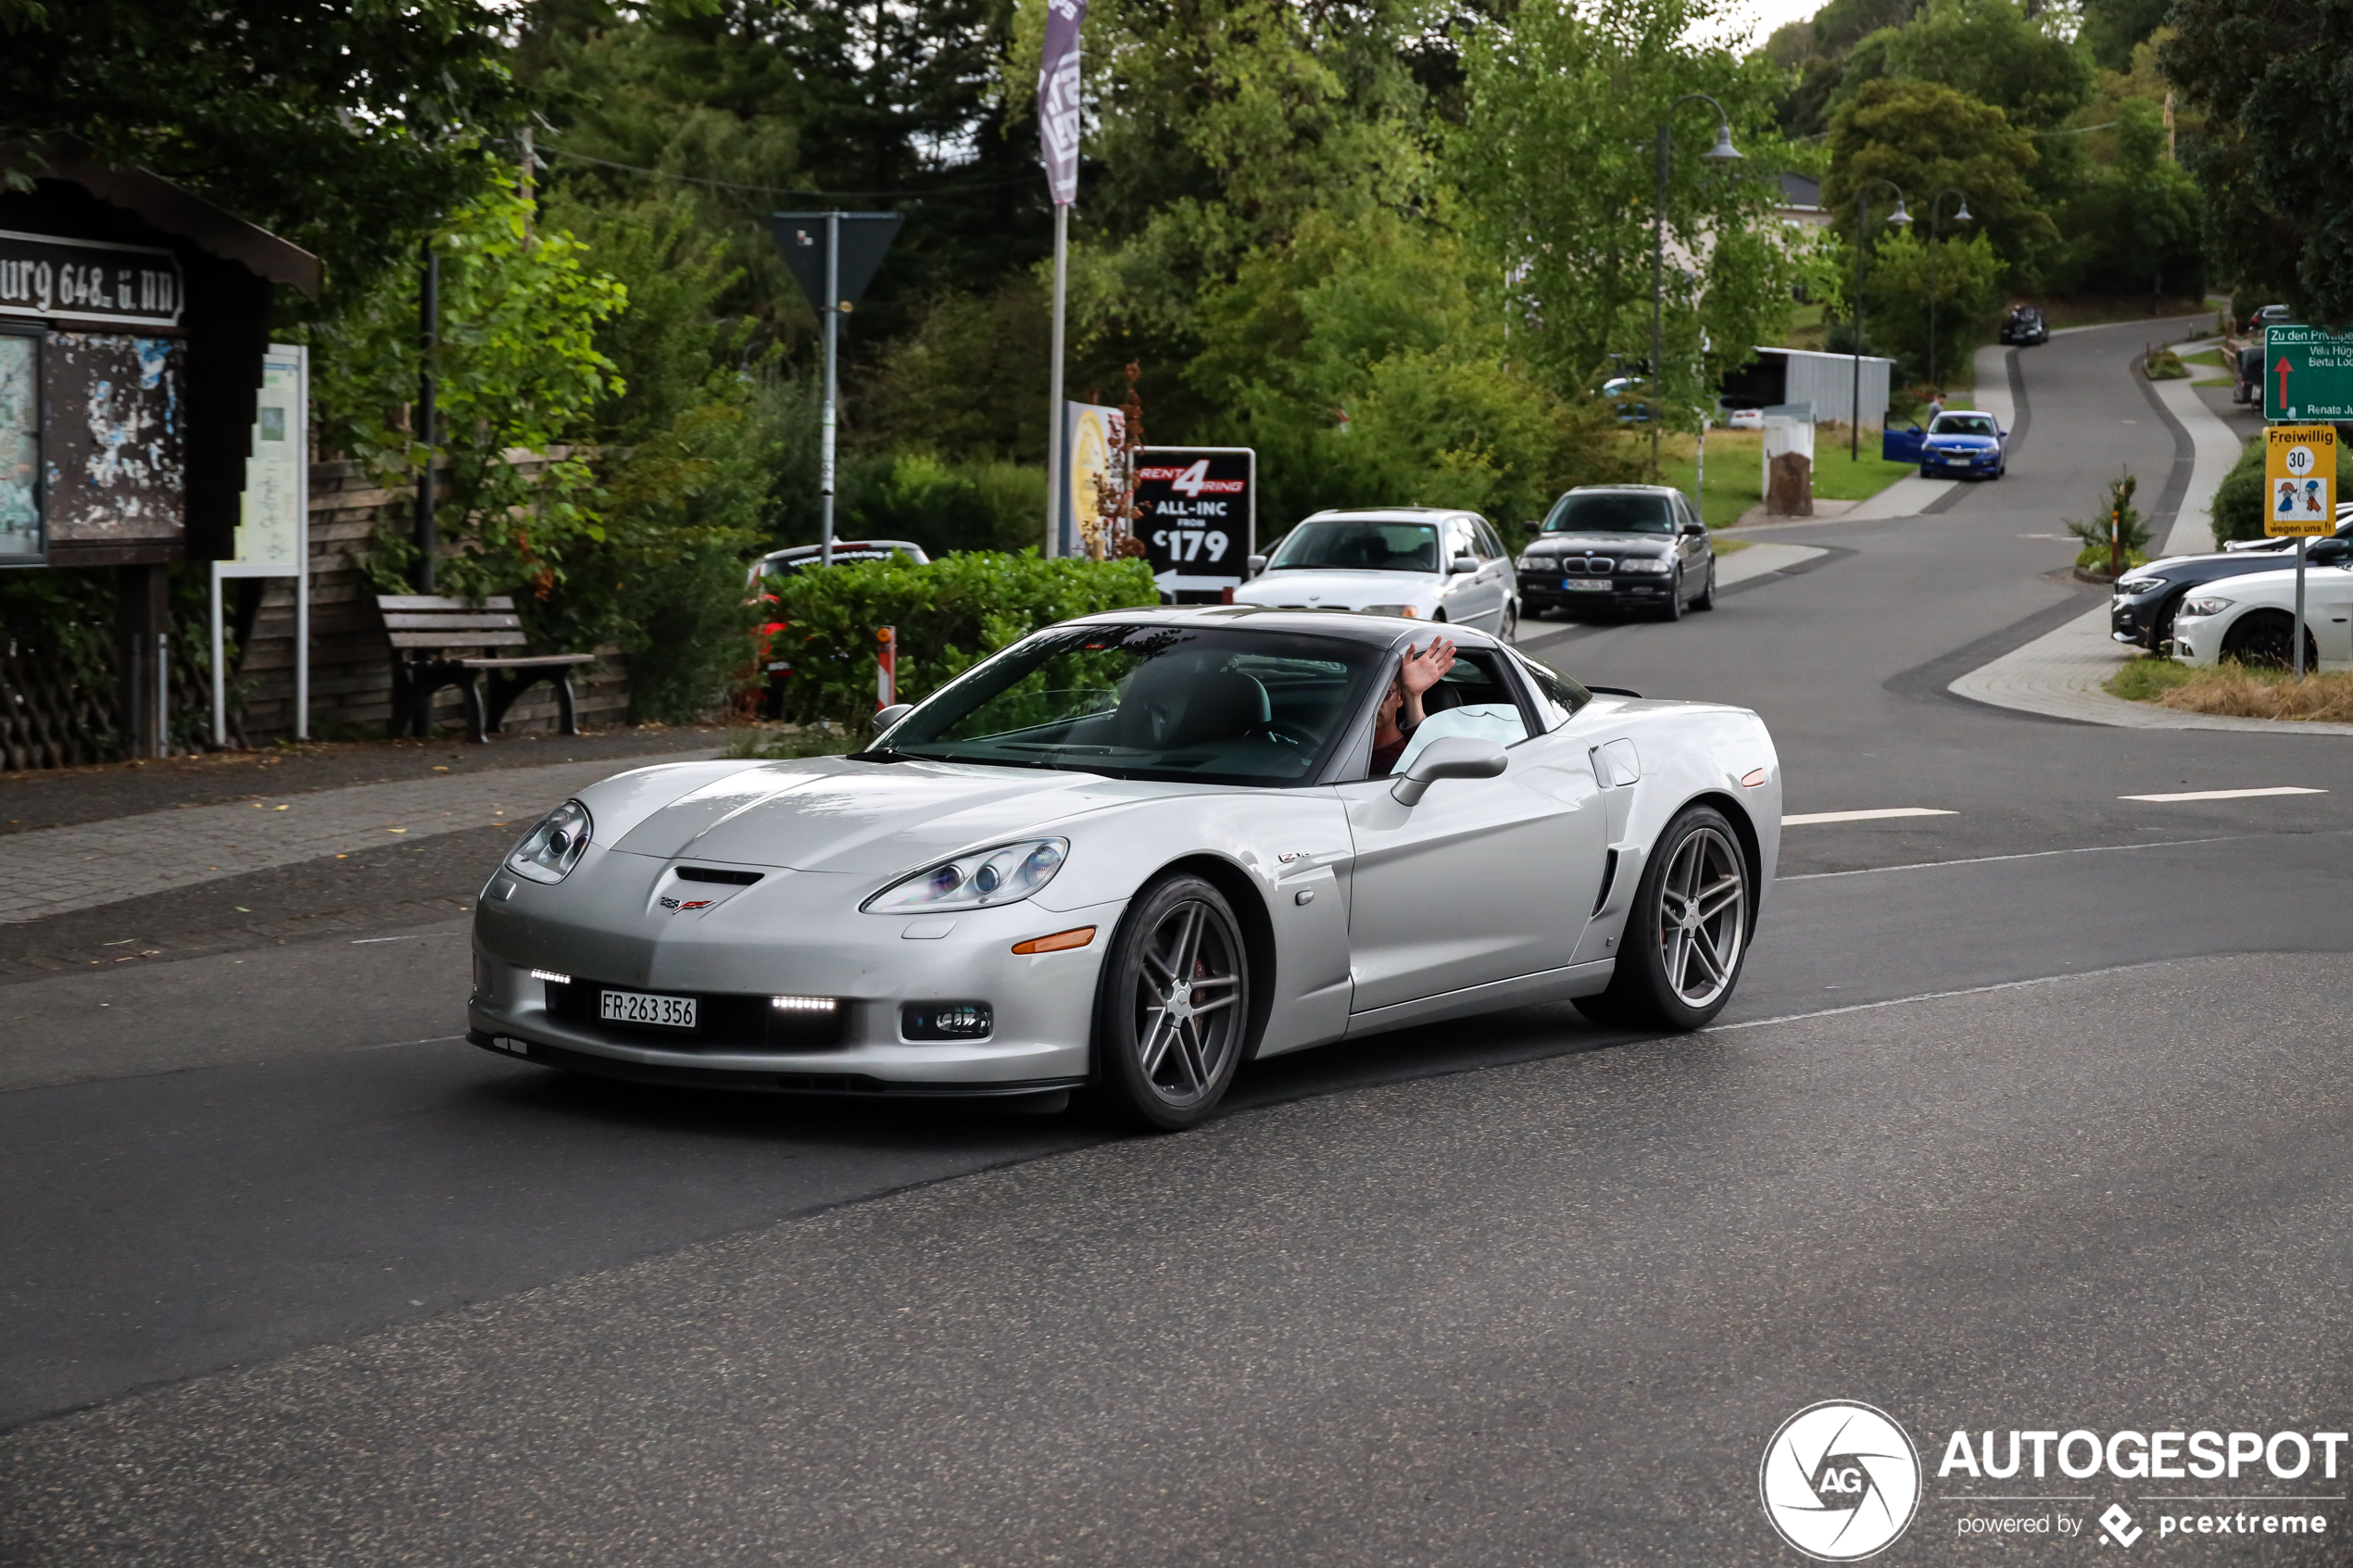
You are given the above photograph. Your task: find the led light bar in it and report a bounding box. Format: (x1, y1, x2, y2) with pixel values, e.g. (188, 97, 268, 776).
(771, 994, 838, 1012)
(531, 969, 573, 985)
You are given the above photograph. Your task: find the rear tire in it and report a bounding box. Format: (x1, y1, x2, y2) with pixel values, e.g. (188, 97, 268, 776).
(1582, 805, 1752, 1032)
(1088, 874, 1251, 1131)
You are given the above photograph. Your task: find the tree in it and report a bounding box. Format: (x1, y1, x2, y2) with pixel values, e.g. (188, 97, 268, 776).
(1859, 228, 2007, 382)
(1448, 0, 1802, 424)
(0, 0, 528, 307)
(2164, 0, 2353, 323)
(2056, 97, 2205, 298)
(1826, 79, 2055, 289)
(1828, 0, 2092, 133)
(2080, 0, 2174, 72)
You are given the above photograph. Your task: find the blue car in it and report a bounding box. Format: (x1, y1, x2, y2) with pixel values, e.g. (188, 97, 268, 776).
(1917, 410, 2007, 480)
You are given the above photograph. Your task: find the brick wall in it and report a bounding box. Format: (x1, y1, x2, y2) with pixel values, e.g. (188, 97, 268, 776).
(233, 452, 629, 742)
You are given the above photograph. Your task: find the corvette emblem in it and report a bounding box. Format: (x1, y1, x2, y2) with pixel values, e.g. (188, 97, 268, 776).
(659, 897, 679, 909)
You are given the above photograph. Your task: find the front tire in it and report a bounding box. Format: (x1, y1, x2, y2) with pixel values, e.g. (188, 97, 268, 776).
(1089, 874, 1251, 1131)
(1498, 598, 1519, 643)
(1579, 805, 1751, 1031)
(1691, 563, 1717, 610)
(1657, 572, 1684, 621)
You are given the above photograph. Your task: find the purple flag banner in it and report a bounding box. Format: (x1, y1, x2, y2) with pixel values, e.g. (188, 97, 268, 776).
(1038, 0, 1086, 206)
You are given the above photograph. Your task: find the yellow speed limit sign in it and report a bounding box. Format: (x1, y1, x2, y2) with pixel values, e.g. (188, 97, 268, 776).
(2265, 423, 2337, 536)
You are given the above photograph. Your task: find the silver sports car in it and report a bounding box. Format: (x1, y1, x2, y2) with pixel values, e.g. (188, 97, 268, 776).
(468, 607, 1781, 1128)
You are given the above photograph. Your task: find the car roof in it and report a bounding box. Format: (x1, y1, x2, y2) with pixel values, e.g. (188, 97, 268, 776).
(1299, 507, 1480, 523)
(761, 540, 925, 560)
(1055, 603, 1501, 653)
(1557, 484, 1682, 496)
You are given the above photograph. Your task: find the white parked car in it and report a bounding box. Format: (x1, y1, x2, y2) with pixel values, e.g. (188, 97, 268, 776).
(1723, 407, 1764, 431)
(468, 608, 1780, 1128)
(1233, 508, 1521, 640)
(2170, 562, 2353, 668)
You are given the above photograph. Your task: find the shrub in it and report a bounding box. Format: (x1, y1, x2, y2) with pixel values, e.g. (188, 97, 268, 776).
(2066, 472, 2149, 572)
(2211, 434, 2266, 546)
(2143, 347, 2190, 381)
(761, 552, 1159, 726)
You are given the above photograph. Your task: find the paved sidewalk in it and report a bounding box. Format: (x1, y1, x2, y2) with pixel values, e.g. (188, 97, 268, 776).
(1717, 542, 1826, 584)
(1, 750, 719, 925)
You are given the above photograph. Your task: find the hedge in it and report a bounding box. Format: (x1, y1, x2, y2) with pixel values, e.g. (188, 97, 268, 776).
(2211, 433, 2265, 547)
(761, 551, 1159, 725)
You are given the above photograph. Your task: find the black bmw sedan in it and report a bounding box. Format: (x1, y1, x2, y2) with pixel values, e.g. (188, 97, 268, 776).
(1516, 485, 1717, 621)
(2111, 525, 2353, 649)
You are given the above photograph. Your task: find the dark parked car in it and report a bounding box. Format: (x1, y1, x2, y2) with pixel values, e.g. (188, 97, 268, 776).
(2249, 304, 2295, 332)
(2234, 343, 2267, 406)
(749, 539, 930, 717)
(1999, 307, 2048, 345)
(2111, 522, 2353, 650)
(1516, 485, 1716, 621)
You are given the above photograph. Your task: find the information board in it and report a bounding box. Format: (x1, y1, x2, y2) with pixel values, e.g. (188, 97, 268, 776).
(2261, 326, 2353, 421)
(2263, 423, 2336, 537)
(229, 345, 307, 572)
(1132, 446, 1254, 599)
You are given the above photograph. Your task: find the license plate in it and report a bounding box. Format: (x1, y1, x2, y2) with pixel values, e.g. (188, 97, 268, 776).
(1563, 579, 1612, 593)
(601, 989, 698, 1029)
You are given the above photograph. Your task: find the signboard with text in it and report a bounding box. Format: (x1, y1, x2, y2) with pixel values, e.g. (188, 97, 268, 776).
(1133, 446, 1254, 600)
(228, 344, 308, 574)
(2263, 424, 2336, 537)
(0, 230, 184, 330)
(2261, 326, 2353, 422)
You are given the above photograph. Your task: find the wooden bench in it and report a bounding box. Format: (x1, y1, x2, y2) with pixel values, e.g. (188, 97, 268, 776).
(376, 595, 597, 742)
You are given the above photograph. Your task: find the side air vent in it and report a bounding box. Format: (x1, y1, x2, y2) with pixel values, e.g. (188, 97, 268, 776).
(1592, 849, 1619, 916)
(676, 866, 763, 885)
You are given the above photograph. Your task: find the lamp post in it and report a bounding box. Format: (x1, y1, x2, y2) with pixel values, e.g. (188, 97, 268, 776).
(1923, 188, 1972, 393)
(1848, 178, 1911, 460)
(1652, 94, 1743, 473)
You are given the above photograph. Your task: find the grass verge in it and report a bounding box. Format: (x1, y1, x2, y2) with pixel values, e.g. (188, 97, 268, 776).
(1650, 429, 1919, 530)
(2108, 657, 2353, 721)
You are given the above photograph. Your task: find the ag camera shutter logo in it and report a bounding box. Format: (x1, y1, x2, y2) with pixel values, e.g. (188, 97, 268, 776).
(1760, 1400, 1922, 1560)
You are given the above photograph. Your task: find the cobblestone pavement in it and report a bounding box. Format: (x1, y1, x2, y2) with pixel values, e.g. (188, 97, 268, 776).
(1, 750, 719, 926)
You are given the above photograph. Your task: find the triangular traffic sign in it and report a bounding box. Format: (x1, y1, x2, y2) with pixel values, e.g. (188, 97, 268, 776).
(768, 212, 904, 314)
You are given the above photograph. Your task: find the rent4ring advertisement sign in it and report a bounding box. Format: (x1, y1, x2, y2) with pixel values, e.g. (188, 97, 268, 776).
(1133, 445, 1253, 601)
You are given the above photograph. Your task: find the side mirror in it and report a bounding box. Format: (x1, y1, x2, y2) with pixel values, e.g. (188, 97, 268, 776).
(1391, 735, 1508, 807)
(1681, 519, 1705, 536)
(1247, 554, 1267, 577)
(872, 702, 912, 733)
(1449, 554, 1479, 575)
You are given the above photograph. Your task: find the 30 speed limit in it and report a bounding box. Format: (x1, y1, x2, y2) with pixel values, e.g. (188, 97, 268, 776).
(2265, 423, 2337, 538)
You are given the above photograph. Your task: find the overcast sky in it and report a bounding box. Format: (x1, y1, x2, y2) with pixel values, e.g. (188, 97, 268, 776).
(1697, 0, 1823, 48)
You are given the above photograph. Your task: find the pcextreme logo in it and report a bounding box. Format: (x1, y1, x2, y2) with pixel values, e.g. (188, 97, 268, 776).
(1760, 1400, 1923, 1561)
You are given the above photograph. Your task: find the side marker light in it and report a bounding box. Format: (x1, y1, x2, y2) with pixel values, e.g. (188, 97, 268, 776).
(1013, 926, 1097, 955)
(1741, 769, 1768, 787)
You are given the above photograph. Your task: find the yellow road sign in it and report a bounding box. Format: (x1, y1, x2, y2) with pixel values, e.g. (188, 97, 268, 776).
(2265, 424, 2337, 537)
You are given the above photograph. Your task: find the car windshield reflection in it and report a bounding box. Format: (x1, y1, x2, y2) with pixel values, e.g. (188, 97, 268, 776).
(1541, 493, 1676, 535)
(1264, 521, 1440, 573)
(876, 625, 1387, 786)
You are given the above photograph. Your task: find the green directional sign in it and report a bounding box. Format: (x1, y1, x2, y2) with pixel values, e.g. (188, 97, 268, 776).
(2262, 325, 2353, 421)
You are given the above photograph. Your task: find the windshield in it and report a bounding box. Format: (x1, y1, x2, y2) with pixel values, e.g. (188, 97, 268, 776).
(1265, 521, 1440, 574)
(1931, 414, 1996, 437)
(1541, 492, 1676, 535)
(875, 624, 1387, 785)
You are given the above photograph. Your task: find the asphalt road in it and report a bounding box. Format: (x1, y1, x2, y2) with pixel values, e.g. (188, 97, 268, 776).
(5, 317, 2348, 1564)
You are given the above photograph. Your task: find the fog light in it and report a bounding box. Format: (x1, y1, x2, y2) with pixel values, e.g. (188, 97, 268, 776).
(902, 1002, 993, 1040)
(772, 995, 838, 1012)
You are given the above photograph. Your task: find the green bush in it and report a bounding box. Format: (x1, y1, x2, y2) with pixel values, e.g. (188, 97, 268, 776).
(2066, 471, 2150, 573)
(761, 552, 1159, 725)
(837, 454, 1048, 558)
(2211, 433, 2266, 546)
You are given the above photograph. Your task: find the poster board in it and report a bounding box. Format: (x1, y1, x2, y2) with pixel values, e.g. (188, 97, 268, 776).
(212, 344, 309, 743)
(1133, 446, 1255, 600)
(0, 325, 37, 564)
(1058, 400, 1125, 558)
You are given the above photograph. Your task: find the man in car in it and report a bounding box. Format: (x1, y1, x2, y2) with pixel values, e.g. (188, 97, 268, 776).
(1370, 634, 1458, 776)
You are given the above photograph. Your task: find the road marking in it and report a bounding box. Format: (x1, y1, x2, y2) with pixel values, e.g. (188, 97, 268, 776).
(1782, 808, 1957, 826)
(2119, 786, 2326, 802)
(1779, 834, 2245, 882)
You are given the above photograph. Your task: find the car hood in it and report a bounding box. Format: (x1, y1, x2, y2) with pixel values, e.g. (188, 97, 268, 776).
(1522, 533, 1675, 557)
(1233, 568, 1441, 607)
(1926, 433, 1998, 448)
(598, 756, 1169, 875)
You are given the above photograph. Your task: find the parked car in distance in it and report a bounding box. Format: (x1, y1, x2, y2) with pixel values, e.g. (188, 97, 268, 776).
(1232, 508, 1520, 637)
(2235, 343, 2268, 406)
(1601, 375, 1652, 425)
(2171, 562, 2353, 670)
(2250, 304, 2296, 332)
(1722, 406, 1764, 431)
(2221, 502, 2353, 552)
(749, 540, 931, 717)
(2111, 523, 2353, 650)
(1918, 410, 2007, 480)
(2000, 307, 2049, 345)
(1515, 485, 1716, 622)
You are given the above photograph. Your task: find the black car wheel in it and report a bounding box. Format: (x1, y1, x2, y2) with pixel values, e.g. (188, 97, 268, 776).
(1658, 571, 1684, 621)
(1691, 562, 1717, 610)
(2221, 610, 2319, 671)
(1089, 873, 1251, 1131)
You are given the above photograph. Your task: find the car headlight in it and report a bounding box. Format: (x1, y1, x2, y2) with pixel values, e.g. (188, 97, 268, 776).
(863, 838, 1068, 913)
(508, 799, 593, 884)
(1516, 555, 1542, 571)
(2116, 577, 2166, 596)
(1617, 557, 1672, 574)
(2181, 596, 2233, 619)
(1358, 604, 1419, 618)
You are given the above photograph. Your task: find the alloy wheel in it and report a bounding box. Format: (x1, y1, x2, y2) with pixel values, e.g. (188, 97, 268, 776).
(1655, 824, 1746, 1009)
(1129, 897, 1245, 1110)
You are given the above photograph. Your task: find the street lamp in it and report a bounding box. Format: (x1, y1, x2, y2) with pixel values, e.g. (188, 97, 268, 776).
(1652, 94, 1743, 472)
(1923, 189, 1972, 393)
(1849, 178, 1910, 460)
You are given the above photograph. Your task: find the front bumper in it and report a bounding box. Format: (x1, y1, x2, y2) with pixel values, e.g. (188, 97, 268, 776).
(1518, 571, 1672, 608)
(469, 889, 1119, 1090)
(1921, 449, 1998, 474)
(2110, 596, 2164, 647)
